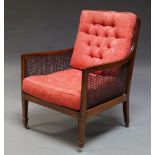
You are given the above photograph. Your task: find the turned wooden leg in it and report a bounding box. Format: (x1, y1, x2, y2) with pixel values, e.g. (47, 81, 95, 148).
(123, 99, 129, 127)
(78, 114, 86, 148)
(22, 93, 29, 129)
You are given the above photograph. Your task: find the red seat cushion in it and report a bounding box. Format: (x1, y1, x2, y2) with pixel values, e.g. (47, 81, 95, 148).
(22, 69, 122, 110)
(22, 69, 82, 110)
(70, 10, 137, 69)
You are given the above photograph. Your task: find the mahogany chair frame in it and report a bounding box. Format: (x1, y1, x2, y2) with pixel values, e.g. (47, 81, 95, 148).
(21, 18, 141, 148)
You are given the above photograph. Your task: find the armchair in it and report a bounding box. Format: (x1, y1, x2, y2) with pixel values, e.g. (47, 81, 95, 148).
(21, 10, 141, 148)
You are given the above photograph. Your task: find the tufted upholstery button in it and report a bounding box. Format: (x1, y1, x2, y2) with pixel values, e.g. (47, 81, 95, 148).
(99, 52, 103, 59)
(105, 32, 108, 37)
(87, 40, 91, 46)
(70, 10, 137, 69)
(107, 43, 111, 49)
(92, 20, 96, 25)
(111, 22, 115, 27)
(102, 22, 105, 26)
(85, 28, 89, 34)
(115, 33, 119, 39)
(95, 32, 98, 36)
(89, 52, 95, 58)
(96, 43, 100, 47)
(89, 53, 94, 58)
(89, 52, 102, 59)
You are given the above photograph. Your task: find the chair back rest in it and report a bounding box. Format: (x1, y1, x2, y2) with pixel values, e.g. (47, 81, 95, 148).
(70, 10, 137, 69)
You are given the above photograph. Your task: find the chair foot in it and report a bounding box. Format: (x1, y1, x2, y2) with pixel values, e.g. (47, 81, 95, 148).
(77, 143, 84, 152)
(78, 114, 86, 148)
(125, 123, 129, 128)
(123, 100, 129, 127)
(22, 93, 29, 129)
(78, 141, 84, 148)
(22, 118, 29, 129)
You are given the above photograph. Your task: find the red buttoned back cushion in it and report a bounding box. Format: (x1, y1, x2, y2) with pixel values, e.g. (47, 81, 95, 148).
(70, 10, 137, 70)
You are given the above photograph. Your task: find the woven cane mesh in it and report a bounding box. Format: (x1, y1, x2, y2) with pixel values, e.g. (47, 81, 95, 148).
(26, 53, 72, 76)
(87, 62, 130, 108)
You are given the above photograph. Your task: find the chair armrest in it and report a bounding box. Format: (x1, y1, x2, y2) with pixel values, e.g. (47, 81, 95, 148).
(21, 48, 73, 81)
(21, 48, 73, 58)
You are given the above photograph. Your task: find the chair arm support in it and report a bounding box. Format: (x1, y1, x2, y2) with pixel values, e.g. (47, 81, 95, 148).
(80, 50, 135, 109)
(21, 48, 73, 81)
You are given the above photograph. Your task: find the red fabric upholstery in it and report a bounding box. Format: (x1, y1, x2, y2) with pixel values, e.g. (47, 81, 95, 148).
(70, 10, 137, 69)
(23, 69, 82, 110)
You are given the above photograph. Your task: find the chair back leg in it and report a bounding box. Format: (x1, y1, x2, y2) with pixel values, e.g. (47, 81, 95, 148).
(22, 92, 29, 129)
(123, 99, 129, 127)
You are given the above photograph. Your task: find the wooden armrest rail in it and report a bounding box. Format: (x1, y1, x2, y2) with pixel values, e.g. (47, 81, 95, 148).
(21, 47, 73, 58)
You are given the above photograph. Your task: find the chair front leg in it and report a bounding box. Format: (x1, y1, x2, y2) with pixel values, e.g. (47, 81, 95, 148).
(123, 99, 129, 127)
(78, 112, 86, 148)
(22, 92, 29, 129)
